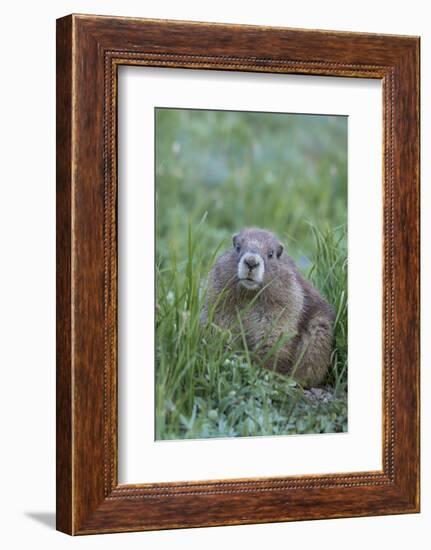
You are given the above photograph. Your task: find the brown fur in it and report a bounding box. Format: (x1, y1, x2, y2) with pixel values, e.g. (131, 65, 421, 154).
(202, 228, 335, 387)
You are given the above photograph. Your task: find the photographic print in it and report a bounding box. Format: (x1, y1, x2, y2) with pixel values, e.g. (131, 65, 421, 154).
(56, 15, 420, 534)
(155, 107, 348, 441)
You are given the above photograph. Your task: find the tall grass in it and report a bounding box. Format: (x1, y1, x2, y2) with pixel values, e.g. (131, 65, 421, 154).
(155, 223, 347, 440)
(308, 225, 348, 393)
(155, 108, 348, 439)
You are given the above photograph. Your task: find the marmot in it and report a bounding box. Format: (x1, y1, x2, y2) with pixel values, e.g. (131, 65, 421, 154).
(202, 228, 335, 387)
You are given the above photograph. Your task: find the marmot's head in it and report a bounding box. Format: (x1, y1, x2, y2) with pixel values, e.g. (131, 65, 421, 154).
(232, 228, 284, 291)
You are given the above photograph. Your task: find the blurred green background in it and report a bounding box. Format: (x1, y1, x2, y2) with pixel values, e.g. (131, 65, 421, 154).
(156, 108, 347, 268)
(155, 108, 348, 440)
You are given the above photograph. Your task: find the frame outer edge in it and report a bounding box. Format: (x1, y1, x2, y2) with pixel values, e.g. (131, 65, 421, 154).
(392, 38, 420, 510)
(56, 14, 74, 535)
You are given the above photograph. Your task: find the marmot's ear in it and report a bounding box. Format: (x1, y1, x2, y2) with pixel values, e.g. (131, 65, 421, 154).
(232, 233, 239, 247)
(276, 242, 284, 258)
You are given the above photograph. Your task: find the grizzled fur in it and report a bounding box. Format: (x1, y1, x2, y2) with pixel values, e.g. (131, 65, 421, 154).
(202, 228, 335, 387)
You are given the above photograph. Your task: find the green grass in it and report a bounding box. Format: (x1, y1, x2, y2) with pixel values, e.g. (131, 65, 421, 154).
(155, 223, 347, 440)
(155, 108, 348, 440)
(308, 225, 348, 394)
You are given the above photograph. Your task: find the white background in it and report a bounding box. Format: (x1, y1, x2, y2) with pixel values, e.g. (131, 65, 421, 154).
(118, 68, 382, 483)
(0, 1, 428, 548)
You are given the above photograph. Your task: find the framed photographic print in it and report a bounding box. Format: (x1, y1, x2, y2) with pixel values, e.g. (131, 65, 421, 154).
(56, 14, 420, 535)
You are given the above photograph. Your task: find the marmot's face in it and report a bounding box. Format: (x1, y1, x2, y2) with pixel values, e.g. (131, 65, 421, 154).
(233, 228, 284, 291)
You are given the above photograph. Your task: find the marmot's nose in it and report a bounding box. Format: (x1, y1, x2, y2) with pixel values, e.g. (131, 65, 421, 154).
(245, 256, 260, 270)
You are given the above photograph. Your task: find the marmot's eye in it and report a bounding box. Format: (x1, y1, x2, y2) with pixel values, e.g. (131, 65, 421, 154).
(236, 244, 241, 253)
(268, 250, 274, 258)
